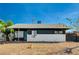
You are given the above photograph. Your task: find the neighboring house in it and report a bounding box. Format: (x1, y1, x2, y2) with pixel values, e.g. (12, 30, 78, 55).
(8, 24, 69, 42)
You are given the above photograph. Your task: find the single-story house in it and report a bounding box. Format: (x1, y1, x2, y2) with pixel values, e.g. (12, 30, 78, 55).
(8, 24, 69, 42)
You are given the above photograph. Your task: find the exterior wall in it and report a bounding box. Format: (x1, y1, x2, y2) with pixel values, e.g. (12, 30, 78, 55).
(27, 34, 66, 42)
(15, 31, 24, 38)
(14, 30, 66, 42)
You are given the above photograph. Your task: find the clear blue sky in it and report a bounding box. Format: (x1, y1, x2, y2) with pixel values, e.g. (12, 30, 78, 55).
(0, 3, 79, 25)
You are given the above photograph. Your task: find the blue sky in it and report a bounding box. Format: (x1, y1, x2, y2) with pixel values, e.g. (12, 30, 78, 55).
(0, 3, 79, 26)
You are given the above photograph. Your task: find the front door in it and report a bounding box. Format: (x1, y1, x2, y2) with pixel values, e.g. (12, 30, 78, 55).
(24, 31, 27, 41)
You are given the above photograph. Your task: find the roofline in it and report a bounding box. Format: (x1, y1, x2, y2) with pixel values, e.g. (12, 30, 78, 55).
(7, 24, 70, 30)
(8, 27, 70, 29)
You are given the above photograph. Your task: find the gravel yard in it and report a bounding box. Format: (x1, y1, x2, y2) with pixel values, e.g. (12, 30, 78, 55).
(0, 42, 79, 55)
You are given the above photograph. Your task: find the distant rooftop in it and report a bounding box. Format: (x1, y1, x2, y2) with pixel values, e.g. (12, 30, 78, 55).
(8, 24, 70, 29)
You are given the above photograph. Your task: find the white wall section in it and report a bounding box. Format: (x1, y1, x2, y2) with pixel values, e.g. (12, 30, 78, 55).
(27, 34, 66, 42)
(15, 31, 24, 38)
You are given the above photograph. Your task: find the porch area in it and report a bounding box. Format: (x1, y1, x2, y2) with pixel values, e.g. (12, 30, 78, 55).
(13, 29, 66, 42)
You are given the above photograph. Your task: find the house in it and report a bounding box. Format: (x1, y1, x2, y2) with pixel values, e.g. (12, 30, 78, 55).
(8, 24, 69, 42)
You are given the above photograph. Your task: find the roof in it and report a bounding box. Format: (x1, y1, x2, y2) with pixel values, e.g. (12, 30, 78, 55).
(8, 24, 70, 29)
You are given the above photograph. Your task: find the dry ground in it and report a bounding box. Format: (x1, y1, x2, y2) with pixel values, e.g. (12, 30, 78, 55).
(0, 42, 79, 55)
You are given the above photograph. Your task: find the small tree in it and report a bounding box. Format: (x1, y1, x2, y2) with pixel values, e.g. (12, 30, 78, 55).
(0, 20, 14, 41)
(2, 28, 14, 41)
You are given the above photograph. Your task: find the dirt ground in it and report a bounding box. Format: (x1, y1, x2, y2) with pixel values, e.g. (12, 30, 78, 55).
(0, 42, 79, 55)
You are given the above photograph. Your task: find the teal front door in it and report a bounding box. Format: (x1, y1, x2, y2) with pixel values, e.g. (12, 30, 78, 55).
(24, 31, 27, 41)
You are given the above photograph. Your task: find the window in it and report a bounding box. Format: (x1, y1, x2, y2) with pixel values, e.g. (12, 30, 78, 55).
(37, 30, 53, 34)
(27, 29, 64, 34)
(59, 31, 63, 34)
(32, 30, 37, 38)
(54, 31, 59, 34)
(27, 30, 32, 34)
